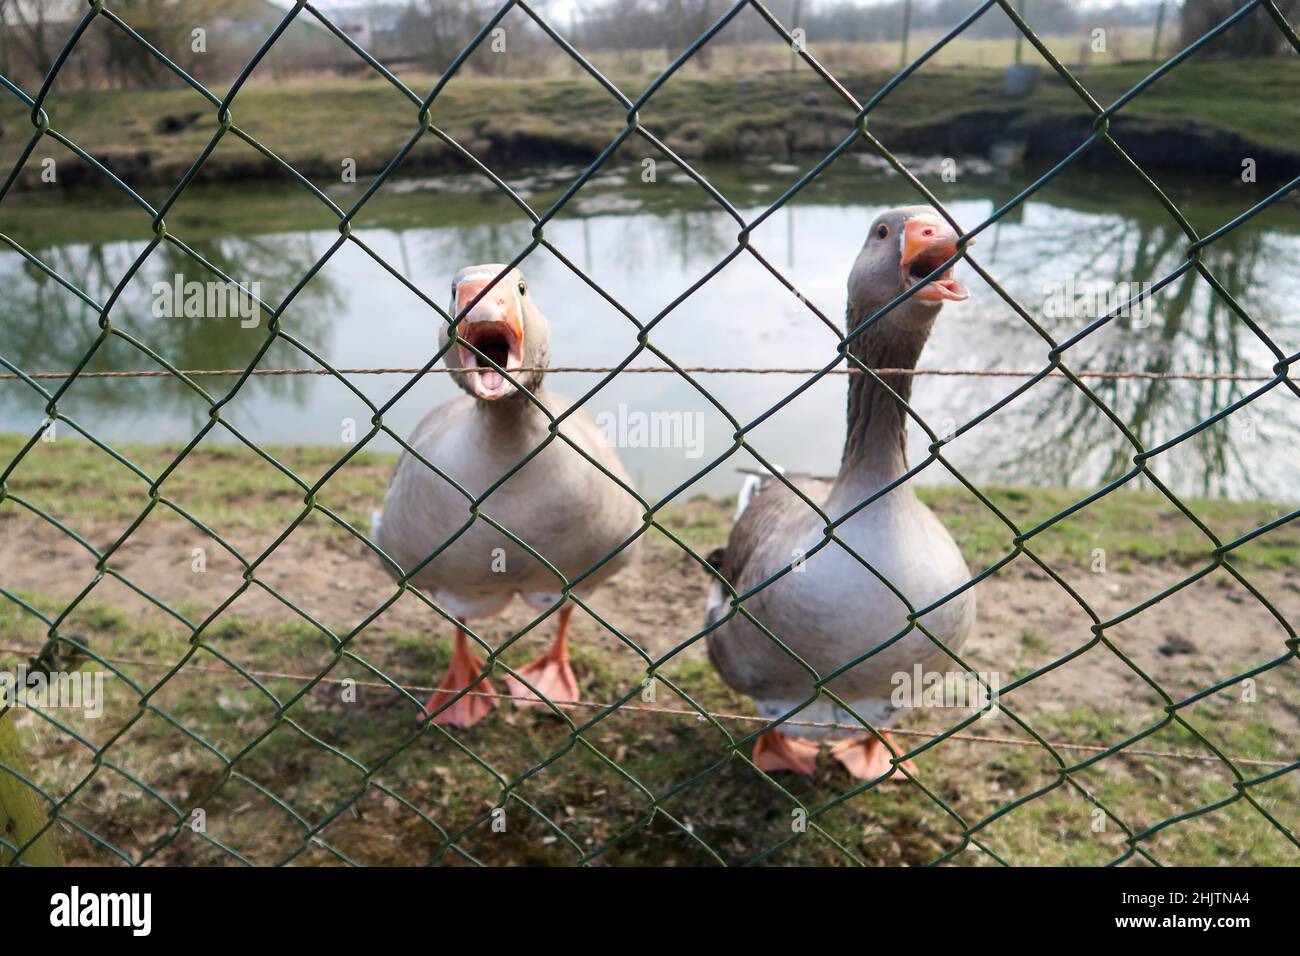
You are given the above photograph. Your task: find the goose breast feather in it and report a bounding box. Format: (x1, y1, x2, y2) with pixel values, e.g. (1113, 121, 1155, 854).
(707, 480, 975, 709)
(376, 389, 641, 602)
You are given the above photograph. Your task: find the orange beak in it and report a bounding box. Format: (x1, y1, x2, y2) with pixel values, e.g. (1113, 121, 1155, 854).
(901, 218, 970, 303)
(452, 274, 525, 401)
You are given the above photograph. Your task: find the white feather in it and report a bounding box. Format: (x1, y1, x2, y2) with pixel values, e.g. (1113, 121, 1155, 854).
(734, 474, 764, 519)
(704, 578, 726, 624)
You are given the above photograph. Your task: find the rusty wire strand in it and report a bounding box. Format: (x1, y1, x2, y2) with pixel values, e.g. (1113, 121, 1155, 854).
(2, 366, 1280, 382)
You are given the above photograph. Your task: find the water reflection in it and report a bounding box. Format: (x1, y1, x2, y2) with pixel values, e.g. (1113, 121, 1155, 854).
(947, 201, 1298, 499)
(1, 159, 1295, 500)
(0, 232, 342, 434)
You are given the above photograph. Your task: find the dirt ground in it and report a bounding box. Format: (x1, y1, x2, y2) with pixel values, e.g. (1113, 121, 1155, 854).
(2, 492, 1297, 866)
(4, 513, 1297, 729)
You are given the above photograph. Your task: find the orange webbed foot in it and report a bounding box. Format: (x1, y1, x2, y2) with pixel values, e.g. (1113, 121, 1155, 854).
(424, 627, 498, 728)
(829, 731, 917, 781)
(752, 729, 820, 776)
(503, 653, 580, 710)
(504, 605, 579, 712)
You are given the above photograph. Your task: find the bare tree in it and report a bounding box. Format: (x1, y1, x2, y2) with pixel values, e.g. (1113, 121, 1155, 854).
(1180, 0, 1299, 56)
(100, 0, 261, 88)
(0, 0, 61, 82)
(665, 0, 725, 65)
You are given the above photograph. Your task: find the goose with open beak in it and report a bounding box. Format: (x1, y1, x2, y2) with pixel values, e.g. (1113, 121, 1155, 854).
(375, 264, 642, 728)
(704, 206, 976, 780)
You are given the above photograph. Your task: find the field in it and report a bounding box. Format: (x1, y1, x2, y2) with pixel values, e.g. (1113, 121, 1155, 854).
(1, 435, 1296, 865)
(3, 55, 1298, 194)
(563, 27, 1173, 76)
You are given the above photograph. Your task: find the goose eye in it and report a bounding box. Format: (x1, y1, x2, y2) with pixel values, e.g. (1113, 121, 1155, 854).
(517, 280, 527, 296)
(876, 224, 889, 240)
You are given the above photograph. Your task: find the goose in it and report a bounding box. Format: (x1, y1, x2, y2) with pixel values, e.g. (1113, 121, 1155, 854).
(705, 206, 976, 780)
(374, 264, 642, 728)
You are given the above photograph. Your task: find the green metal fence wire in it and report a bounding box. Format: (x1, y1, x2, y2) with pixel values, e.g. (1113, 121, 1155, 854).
(0, 0, 1297, 866)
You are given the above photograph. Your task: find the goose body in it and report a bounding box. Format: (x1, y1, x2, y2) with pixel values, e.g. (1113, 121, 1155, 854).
(706, 206, 976, 778)
(379, 388, 638, 618)
(707, 472, 974, 734)
(376, 264, 641, 726)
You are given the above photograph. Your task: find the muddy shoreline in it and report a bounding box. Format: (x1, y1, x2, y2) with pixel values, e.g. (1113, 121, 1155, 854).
(5, 61, 1295, 191)
(20, 108, 1296, 191)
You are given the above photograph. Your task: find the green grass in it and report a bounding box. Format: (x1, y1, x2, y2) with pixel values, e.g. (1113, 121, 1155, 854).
(3, 434, 1293, 572)
(2, 590, 1294, 867)
(2, 434, 1296, 864)
(535, 28, 1176, 78)
(1020, 629, 1051, 654)
(3, 58, 1296, 193)
(0, 434, 392, 546)
(923, 483, 1300, 573)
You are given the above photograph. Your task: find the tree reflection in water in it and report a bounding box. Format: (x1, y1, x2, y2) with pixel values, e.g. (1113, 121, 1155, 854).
(0, 231, 342, 435)
(951, 206, 1298, 500)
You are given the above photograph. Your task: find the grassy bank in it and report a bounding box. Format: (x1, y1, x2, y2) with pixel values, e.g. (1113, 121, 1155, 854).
(1, 436, 1296, 865)
(3, 59, 1297, 193)
(2, 435, 1296, 572)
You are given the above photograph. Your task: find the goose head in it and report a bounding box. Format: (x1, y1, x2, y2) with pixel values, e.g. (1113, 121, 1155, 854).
(441, 263, 550, 402)
(847, 206, 969, 334)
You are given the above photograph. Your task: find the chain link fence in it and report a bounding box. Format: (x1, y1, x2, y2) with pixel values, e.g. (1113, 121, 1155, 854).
(0, 0, 1297, 866)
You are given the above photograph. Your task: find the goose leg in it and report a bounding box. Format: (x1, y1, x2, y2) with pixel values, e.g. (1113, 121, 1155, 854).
(751, 730, 819, 776)
(829, 731, 917, 781)
(423, 620, 498, 728)
(504, 605, 580, 709)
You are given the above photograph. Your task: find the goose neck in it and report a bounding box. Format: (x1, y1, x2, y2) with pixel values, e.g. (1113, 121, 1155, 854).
(837, 307, 933, 490)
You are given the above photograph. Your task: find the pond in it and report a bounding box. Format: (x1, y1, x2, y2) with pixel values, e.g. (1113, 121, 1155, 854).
(1, 150, 1297, 503)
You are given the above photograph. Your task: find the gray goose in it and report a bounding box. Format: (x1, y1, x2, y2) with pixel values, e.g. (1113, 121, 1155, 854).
(705, 206, 976, 779)
(375, 264, 641, 727)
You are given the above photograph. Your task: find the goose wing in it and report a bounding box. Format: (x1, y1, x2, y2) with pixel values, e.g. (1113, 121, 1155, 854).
(705, 473, 833, 682)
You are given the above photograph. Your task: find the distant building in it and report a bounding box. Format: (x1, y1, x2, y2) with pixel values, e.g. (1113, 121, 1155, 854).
(219, 0, 355, 72)
(310, 3, 411, 58)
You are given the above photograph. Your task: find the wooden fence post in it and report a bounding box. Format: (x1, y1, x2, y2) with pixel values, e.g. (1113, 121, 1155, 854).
(0, 708, 63, 866)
